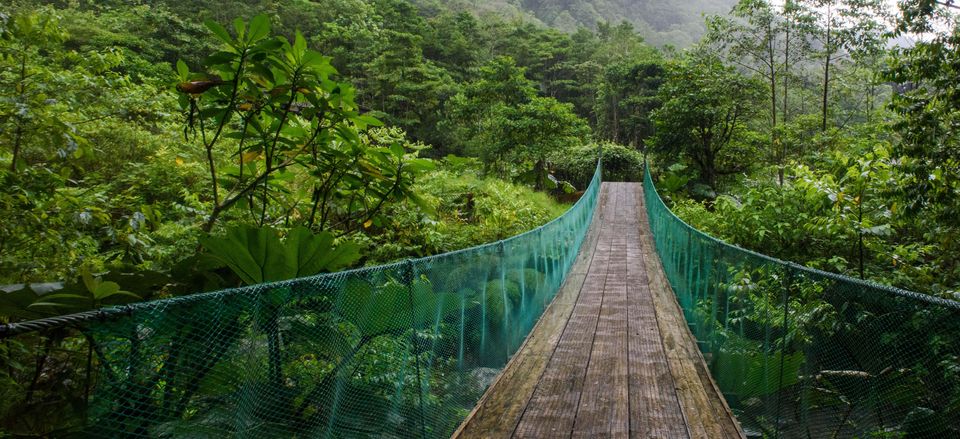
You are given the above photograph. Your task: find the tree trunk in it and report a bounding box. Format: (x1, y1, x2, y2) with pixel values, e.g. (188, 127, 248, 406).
(611, 92, 620, 143)
(822, 50, 831, 132)
(534, 159, 545, 191)
(780, 16, 790, 187)
(767, 20, 779, 186)
(822, 8, 833, 133)
(768, 23, 777, 132)
(703, 148, 718, 191)
(857, 187, 865, 279)
(783, 24, 790, 127)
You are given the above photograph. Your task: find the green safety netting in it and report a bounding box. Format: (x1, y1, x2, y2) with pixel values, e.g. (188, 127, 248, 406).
(644, 165, 960, 438)
(0, 163, 601, 438)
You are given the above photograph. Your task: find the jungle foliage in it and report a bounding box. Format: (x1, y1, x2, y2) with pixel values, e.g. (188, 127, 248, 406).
(1, 0, 960, 436)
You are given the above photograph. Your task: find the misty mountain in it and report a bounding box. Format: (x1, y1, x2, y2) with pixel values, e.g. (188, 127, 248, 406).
(453, 0, 738, 47)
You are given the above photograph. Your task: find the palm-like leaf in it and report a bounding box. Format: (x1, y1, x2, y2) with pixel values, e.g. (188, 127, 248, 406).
(200, 225, 360, 285)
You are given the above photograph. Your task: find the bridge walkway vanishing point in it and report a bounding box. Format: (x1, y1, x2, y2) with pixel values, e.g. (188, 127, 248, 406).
(453, 182, 745, 439)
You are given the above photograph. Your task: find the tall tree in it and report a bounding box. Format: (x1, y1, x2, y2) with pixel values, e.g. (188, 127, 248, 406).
(422, 11, 483, 80)
(363, 30, 455, 144)
(508, 97, 590, 190)
(594, 60, 664, 148)
(176, 16, 425, 232)
(443, 56, 590, 186)
(707, 0, 805, 184)
(798, 0, 888, 132)
(651, 50, 762, 190)
(884, 1, 960, 227)
(443, 56, 538, 168)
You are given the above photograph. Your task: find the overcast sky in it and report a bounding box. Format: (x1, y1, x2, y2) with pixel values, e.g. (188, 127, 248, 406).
(761, 0, 958, 43)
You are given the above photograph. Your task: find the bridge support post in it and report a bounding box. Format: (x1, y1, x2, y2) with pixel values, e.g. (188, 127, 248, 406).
(774, 264, 794, 439)
(403, 259, 427, 438)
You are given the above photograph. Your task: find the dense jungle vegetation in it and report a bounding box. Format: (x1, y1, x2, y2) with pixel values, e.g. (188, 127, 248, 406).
(1, 0, 960, 436)
(0, 0, 642, 298)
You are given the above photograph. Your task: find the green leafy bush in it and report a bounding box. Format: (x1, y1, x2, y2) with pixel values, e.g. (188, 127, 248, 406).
(553, 142, 642, 189)
(355, 160, 570, 263)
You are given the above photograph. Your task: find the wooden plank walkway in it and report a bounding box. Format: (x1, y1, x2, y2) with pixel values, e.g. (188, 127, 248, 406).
(453, 183, 744, 439)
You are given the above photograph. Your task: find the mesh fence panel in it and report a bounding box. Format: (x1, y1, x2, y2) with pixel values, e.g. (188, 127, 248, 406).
(644, 166, 960, 438)
(0, 164, 601, 438)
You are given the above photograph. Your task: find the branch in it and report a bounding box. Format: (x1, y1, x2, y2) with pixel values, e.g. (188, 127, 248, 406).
(936, 1, 960, 10)
(200, 50, 250, 206)
(202, 141, 313, 232)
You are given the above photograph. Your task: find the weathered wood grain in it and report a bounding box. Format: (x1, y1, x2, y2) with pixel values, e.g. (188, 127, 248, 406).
(636, 186, 745, 439)
(571, 185, 630, 439)
(451, 184, 608, 439)
(627, 188, 689, 439)
(453, 183, 744, 439)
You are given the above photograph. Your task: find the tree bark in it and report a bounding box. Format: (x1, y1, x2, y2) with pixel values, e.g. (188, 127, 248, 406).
(780, 11, 791, 187)
(822, 7, 833, 133)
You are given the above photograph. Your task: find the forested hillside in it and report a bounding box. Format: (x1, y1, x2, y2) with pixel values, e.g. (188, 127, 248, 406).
(415, 0, 736, 47)
(0, 0, 957, 339)
(3, 0, 960, 435)
(475, 0, 738, 46)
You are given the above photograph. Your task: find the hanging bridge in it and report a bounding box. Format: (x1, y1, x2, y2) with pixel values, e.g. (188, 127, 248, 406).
(453, 182, 741, 438)
(2, 164, 959, 438)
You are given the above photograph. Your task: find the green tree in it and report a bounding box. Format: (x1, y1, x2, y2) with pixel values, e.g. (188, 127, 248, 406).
(444, 56, 590, 187)
(1, 10, 71, 172)
(363, 30, 455, 144)
(422, 11, 483, 80)
(443, 55, 538, 165)
(594, 60, 664, 148)
(0, 8, 182, 282)
(884, 2, 960, 219)
(651, 51, 762, 190)
(707, 0, 815, 184)
(177, 16, 428, 233)
(798, 0, 888, 132)
(509, 97, 591, 190)
(882, 1, 960, 285)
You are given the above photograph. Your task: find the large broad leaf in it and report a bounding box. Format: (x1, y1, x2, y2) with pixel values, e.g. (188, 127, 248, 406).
(338, 278, 457, 338)
(22, 268, 142, 313)
(0, 283, 63, 320)
(204, 19, 234, 46)
(81, 269, 139, 301)
(247, 14, 271, 43)
(200, 226, 276, 284)
(200, 226, 360, 285)
(285, 227, 359, 276)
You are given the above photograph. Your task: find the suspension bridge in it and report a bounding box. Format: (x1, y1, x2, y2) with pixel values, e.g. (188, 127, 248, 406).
(2, 164, 958, 438)
(454, 182, 742, 438)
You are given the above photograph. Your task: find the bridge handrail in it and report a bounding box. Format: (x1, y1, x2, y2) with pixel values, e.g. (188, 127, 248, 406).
(643, 164, 960, 437)
(0, 162, 603, 338)
(642, 166, 960, 310)
(0, 161, 603, 438)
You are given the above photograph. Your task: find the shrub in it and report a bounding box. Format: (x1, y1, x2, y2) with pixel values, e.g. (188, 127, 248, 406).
(552, 142, 643, 189)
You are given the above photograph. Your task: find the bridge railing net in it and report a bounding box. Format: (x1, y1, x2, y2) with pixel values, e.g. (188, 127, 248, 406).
(0, 164, 601, 438)
(643, 166, 960, 438)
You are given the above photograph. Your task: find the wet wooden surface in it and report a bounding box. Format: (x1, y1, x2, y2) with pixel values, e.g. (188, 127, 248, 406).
(453, 183, 744, 439)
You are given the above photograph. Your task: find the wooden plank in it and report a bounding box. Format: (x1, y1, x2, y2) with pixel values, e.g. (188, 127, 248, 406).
(636, 187, 745, 439)
(452, 184, 608, 439)
(571, 185, 630, 438)
(623, 183, 690, 439)
(454, 182, 743, 439)
(513, 252, 607, 437)
(513, 185, 617, 438)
